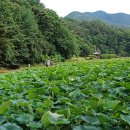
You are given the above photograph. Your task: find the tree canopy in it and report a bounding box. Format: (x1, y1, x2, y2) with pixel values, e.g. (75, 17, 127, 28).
(64, 18, 130, 56)
(0, 0, 89, 67)
(0, 0, 130, 67)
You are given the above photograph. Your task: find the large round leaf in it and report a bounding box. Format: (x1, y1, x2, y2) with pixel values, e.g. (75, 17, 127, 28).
(73, 126, 102, 130)
(2, 123, 22, 130)
(120, 114, 130, 125)
(41, 111, 70, 128)
(81, 115, 100, 125)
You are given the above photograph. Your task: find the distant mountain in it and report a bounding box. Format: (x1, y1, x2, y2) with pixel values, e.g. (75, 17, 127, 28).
(65, 11, 130, 27)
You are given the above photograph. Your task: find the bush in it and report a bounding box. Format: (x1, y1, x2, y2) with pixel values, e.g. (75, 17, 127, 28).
(40, 54, 64, 64)
(100, 54, 119, 59)
(87, 55, 95, 60)
(67, 56, 86, 62)
(51, 54, 64, 62)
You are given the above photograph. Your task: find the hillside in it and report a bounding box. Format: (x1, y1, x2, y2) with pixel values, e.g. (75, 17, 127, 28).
(64, 18, 130, 56)
(65, 11, 130, 27)
(0, 0, 91, 67)
(1, 1, 130, 68)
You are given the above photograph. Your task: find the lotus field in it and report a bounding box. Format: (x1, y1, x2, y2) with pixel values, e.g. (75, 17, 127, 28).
(0, 58, 130, 130)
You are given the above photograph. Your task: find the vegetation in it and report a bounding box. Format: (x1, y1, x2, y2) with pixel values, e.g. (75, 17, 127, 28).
(0, 0, 89, 67)
(64, 19, 130, 57)
(1, 1, 130, 130)
(100, 54, 119, 59)
(65, 10, 130, 27)
(1, 0, 130, 68)
(0, 58, 130, 129)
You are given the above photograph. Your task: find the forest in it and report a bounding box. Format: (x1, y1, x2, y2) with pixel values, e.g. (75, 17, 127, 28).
(0, 0, 130, 67)
(64, 19, 130, 56)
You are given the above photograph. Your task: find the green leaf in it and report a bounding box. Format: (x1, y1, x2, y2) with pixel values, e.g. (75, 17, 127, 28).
(0, 126, 6, 130)
(73, 126, 102, 130)
(113, 126, 124, 130)
(92, 94, 103, 99)
(27, 121, 42, 128)
(41, 111, 51, 128)
(41, 111, 70, 128)
(120, 114, 130, 125)
(0, 116, 6, 124)
(2, 123, 22, 130)
(0, 101, 10, 114)
(120, 82, 130, 89)
(50, 87, 60, 94)
(16, 115, 30, 124)
(81, 116, 100, 125)
(46, 125, 60, 130)
(69, 89, 82, 98)
(97, 113, 109, 123)
(14, 114, 34, 124)
(42, 98, 53, 108)
(103, 100, 120, 110)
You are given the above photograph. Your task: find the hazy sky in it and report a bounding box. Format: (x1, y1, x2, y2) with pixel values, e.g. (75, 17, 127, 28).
(41, 0, 130, 17)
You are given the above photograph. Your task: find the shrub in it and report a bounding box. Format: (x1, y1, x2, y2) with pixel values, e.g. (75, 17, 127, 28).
(51, 54, 64, 62)
(87, 55, 95, 60)
(67, 56, 86, 62)
(100, 54, 119, 59)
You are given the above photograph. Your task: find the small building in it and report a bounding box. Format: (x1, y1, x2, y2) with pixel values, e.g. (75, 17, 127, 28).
(93, 52, 101, 59)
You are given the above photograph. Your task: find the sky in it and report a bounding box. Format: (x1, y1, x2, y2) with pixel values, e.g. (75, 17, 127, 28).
(41, 0, 130, 17)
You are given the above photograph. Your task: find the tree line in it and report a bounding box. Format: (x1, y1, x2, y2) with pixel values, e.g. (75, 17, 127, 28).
(64, 18, 130, 56)
(0, 0, 90, 67)
(0, 0, 130, 67)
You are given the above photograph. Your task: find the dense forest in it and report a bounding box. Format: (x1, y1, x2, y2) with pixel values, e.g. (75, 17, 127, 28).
(0, 0, 90, 67)
(64, 19, 130, 56)
(0, 0, 130, 67)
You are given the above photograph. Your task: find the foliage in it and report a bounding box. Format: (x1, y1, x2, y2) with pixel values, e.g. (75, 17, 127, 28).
(65, 10, 130, 27)
(51, 54, 64, 62)
(100, 54, 119, 59)
(0, 58, 130, 129)
(1, 0, 130, 68)
(0, 0, 85, 67)
(67, 56, 86, 62)
(64, 18, 130, 57)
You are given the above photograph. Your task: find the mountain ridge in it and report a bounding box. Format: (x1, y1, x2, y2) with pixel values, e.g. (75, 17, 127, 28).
(65, 11, 130, 27)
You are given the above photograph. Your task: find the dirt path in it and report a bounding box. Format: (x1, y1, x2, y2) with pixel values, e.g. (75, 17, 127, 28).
(0, 69, 21, 74)
(0, 70, 14, 74)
